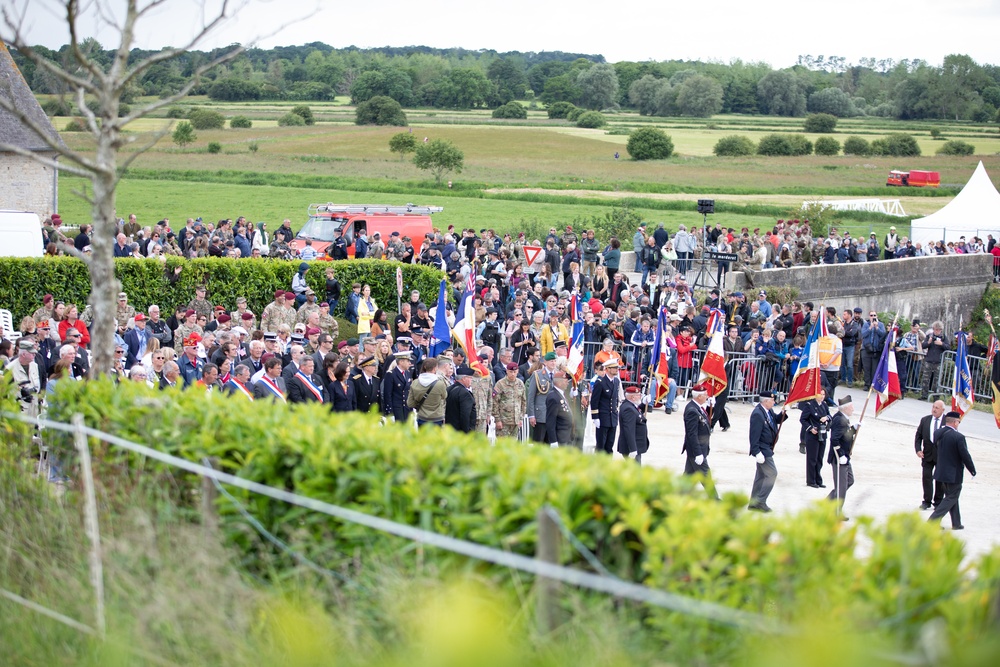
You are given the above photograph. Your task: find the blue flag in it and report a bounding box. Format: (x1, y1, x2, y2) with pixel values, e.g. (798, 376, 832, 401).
(429, 279, 450, 357)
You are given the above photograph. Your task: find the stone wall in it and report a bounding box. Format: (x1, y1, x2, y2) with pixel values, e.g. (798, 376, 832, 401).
(0, 152, 58, 217)
(734, 254, 994, 329)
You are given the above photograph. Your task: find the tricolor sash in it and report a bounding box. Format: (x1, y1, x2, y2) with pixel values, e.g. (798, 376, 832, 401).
(228, 379, 254, 401)
(259, 376, 286, 402)
(296, 371, 324, 402)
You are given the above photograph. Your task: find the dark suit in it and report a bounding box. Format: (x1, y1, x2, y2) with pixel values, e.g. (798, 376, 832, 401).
(329, 379, 356, 412)
(590, 373, 620, 454)
(545, 389, 574, 446)
(353, 371, 381, 414)
(928, 426, 976, 528)
(799, 399, 831, 486)
(827, 411, 855, 508)
(748, 403, 786, 509)
(914, 413, 945, 508)
(288, 373, 325, 404)
(616, 399, 648, 460)
(252, 375, 286, 401)
(682, 399, 711, 470)
(445, 383, 477, 433)
(381, 367, 412, 423)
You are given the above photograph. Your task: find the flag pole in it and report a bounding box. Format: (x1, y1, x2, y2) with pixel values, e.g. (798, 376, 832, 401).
(857, 312, 898, 432)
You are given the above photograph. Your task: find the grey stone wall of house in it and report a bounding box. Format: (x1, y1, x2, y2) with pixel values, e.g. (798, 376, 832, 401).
(733, 254, 994, 329)
(0, 151, 57, 215)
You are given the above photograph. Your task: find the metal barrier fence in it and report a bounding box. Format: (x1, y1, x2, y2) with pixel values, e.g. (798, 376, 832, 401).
(936, 350, 995, 403)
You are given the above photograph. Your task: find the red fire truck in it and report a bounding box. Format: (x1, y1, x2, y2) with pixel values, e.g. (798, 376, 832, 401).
(886, 170, 940, 188)
(290, 203, 442, 258)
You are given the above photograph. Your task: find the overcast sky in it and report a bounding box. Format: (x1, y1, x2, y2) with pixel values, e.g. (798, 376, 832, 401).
(5, 0, 1000, 68)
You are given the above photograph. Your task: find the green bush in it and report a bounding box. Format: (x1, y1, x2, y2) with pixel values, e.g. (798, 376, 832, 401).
(41, 98, 72, 116)
(936, 139, 975, 156)
(756, 133, 814, 156)
(870, 133, 921, 157)
(0, 257, 445, 323)
(803, 113, 837, 133)
(355, 95, 408, 126)
(626, 127, 674, 160)
(814, 136, 841, 156)
(842, 136, 871, 156)
(575, 111, 606, 128)
(291, 105, 315, 125)
(388, 131, 417, 158)
(165, 106, 187, 119)
(277, 112, 306, 127)
(229, 115, 253, 129)
(207, 142, 222, 154)
(492, 102, 527, 119)
(713, 135, 756, 157)
(188, 108, 226, 130)
(566, 106, 585, 122)
(787, 134, 813, 155)
(546, 101, 577, 119)
(63, 118, 86, 132)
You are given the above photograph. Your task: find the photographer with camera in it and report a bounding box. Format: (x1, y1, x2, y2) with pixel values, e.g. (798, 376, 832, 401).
(919, 321, 950, 401)
(800, 387, 832, 488)
(860, 310, 887, 389)
(9, 339, 42, 418)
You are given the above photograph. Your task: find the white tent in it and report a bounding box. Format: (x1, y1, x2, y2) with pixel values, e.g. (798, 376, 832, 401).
(910, 161, 1000, 247)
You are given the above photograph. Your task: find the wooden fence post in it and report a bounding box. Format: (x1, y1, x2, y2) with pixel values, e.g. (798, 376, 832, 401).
(72, 414, 106, 639)
(535, 507, 561, 635)
(201, 457, 219, 534)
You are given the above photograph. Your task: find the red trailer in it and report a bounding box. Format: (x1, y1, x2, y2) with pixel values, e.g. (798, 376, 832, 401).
(886, 170, 940, 187)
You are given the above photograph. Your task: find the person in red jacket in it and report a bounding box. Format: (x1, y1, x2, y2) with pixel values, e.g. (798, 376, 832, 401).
(675, 325, 698, 390)
(990, 242, 1000, 283)
(57, 303, 90, 346)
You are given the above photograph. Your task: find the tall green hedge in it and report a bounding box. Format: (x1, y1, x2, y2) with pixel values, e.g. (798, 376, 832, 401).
(40, 379, 1000, 664)
(0, 257, 445, 320)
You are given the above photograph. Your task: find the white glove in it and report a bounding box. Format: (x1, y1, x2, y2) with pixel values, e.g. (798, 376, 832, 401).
(706, 397, 716, 407)
(839, 455, 848, 465)
(550, 443, 559, 449)
(694, 455, 705, 465)
(755, 452, 766, 464)
(851, 422, 861, 430)
(592, 419, 601, 429)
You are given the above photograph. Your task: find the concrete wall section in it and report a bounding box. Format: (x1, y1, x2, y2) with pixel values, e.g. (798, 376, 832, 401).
(0, 152, 57, 217)
(736, 255, 993, 329)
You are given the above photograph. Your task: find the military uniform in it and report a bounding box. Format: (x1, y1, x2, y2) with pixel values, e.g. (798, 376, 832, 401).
(525, 367, 554, 442)
(381, 366, 412, 422)
(260, 301, 284, 333)
(318, 312, 339, 339)
(471, 374, 494, 434)
(492, 376, 526, 438)
(188, 297, 213, 320)
(173, 324, 203, 351)
(281, 306, 298, 331)
(235, 308, 257, 331)
(116, 303, 136, 325)
(297, 302, 320, 324)
(32, 305, 54, 324)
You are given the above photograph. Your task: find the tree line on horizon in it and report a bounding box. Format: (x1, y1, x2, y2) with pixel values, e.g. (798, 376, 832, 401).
(14, 41, 1000, 123)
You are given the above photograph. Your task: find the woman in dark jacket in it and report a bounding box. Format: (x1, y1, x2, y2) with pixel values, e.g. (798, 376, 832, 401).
(328, 361, 356, 412)
(509, 320, 537, 366)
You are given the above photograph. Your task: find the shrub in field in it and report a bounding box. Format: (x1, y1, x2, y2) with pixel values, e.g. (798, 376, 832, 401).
(229, 115, 253, 129)
(576, 111, 606, 128)
(172, 121, 196, 147)
(355, 95, 408, 126)
(787, 134, 813, 155)
(713, 135, 756, 157)
(492, 102, 527, 119)
(930, 128, 943, 139)
(546, 101, 577, 119)
(803, 113, 837, 133)
(814, 136, 841, 155)
(413, 139, 464, 185)
(188, 108, 226, 130)
(388, 132, 417, 159)
(756, 133, 798, 156)
(566, 106, 585, 122)
(207, 142, 222, 154)
(842, 136, 871, 156)
(936, 139, 975, 156)
(0, 257, 445, 322)
(626, 127, 673, 160)
(291, 105, 315, 125)
(41, 98, 71, 116)
(870, 133, 921, 157)
(63, 118, 86, 132)
(807, 87, 856, 117)
(277, 112, 306, 127)
(248, 141, 259, 154)
(165, 106, 187, 119)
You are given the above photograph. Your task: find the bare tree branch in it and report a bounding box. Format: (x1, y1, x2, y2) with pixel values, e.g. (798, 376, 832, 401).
(0, 93, 101, 173)
(116, 122, 173, 174)
(0, 139, 91, 177)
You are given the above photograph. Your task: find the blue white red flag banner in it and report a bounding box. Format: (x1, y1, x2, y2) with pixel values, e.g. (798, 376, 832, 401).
(566, 321, 586, 385)
(873, 327, 902, 416)
(785, 311, 826, 406)
(952, 331, 974, 419)
(567, 294, 581, 322)
(651, 307, 671, 405)
(453, 290, 490, 377)
(988, 332, 1000, 429)
(429, 279, 451, 358)
(697, 308, 728, 398)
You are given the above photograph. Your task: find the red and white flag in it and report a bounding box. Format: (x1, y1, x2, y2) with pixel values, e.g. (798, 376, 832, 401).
(697, 308, 728, 397)
(453, 290, 490, 377)
(873, 328, 902, 416)
(786, 312, 827, 406)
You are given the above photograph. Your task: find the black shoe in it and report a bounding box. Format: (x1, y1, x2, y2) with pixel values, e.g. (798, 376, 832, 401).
(953, 525, 965, 530)
(721, 426, 730, 432)
(807, 483, 819, 488)
(665, 407, 672, 414)
(799, 444, 806, 455)
(840, 516, 850, 522)
(748, 504, 773, 513)
(920, 502, 932, 510)
(817, 484, 827, 489)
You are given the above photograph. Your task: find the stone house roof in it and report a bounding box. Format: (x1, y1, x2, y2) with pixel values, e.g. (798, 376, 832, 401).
(0, 40, 63, 152)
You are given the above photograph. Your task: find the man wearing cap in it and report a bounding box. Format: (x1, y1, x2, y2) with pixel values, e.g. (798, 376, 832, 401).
(123, 312, 149, 368)
(33, 294, 56, 326)
(232, 297, 256, 331)
(260, 291, 287, 333)
(353, 356, 381, 414)
(381, 351, 413, 423)
(11, 340, 41, 416)
(187, 286, 213, 320)
(800, 387, 831, 488)
(748, 390, 787, 512)
(927, 411, 977, 530)
(470, 356, 494, 434)
(445, 366, 477, 433)
(492, 362, 526, 439)
(683, 383, 717, 494)
(883, 226, 899, 260)
(526, 352, 558, 442)
(616, 384, 648, 462)
(828, 395, 857, 516)
(116, 292, 136, 325)
(544, 369, 574, 448)
(590, 359, 621, 454)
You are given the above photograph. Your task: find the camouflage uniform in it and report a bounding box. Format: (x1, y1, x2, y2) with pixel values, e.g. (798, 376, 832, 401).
(80, 305, 94, 327)
(318, 312, 339, 339)
(471, 375, 494, 434)
(281, 306, 298, 330)
(235, 309, 257, 332)
(296, 302, 320, 324)
(560, 231, 578, 248)
(173, 323, 203, 352)
(116, 303, 136, 325)
(491, 375, 526, 439)
(32, 305, 54, 324)
(188, 297, 213, 320)
(260, 301, 284, 333)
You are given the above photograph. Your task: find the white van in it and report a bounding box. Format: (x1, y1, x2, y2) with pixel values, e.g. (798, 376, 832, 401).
(0, 211, 44, 258)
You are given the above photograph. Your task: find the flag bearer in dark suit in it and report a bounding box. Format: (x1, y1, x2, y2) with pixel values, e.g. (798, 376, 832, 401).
(617, 385, 648, 463)
(828, 395, 857, 517)
(928, 412, 977, 530)
(682, 383, 718, 497)
(353, 356, 381, 414)
(382, 351, 413, 423)
(914, 400, 947, 510)
(590, 359, 621, 454)
(799, 388, 831, 488)
(545, 370, 575, 448)
(748, 390, 787, 512)
(445, 367, 477, 433)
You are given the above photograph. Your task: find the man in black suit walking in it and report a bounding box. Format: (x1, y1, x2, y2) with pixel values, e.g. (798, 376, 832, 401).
(590, 359, 620, 454)
(545, 370, 575, 448)
(799, 388, 831, 488)
(748, 390, 788, 512)
(914, 400, 947, 510)
(927, 412, 976, 529)
(445, 367, 477, 433)
(617, 385, 648, 463)
(682, 383, 718, 497)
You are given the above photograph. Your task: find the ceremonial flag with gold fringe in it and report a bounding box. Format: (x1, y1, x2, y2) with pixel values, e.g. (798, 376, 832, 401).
(697, 308, 728, 397)
(785, 311, 827, 406)
(987, 332, 1000, 429)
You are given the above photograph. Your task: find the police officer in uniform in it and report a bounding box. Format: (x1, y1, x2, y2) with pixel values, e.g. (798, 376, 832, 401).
(828, 395, 857, 518)
(683, 383, 718, 497)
